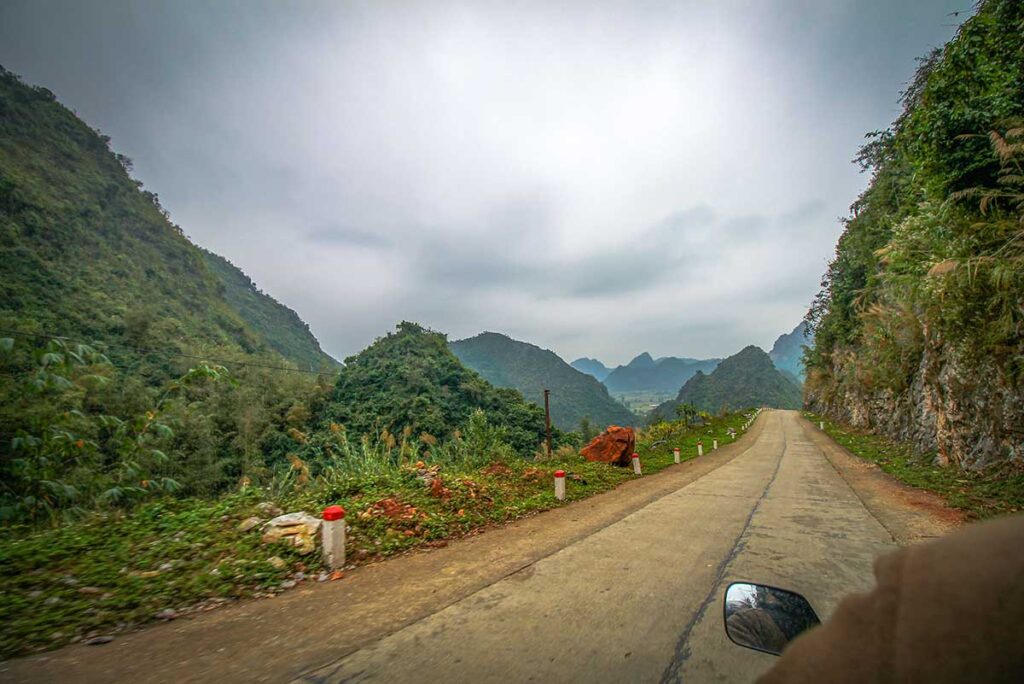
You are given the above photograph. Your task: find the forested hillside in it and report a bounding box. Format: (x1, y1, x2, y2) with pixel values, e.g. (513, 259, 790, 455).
(199, 249, 337, 370)
(805, 0, 1024, 469)
(325, 324, 552, 456)
(603, 353, 719, 394)
(650, 346, 801, 420)
(0, 66, 348, 521)
(451, 332, 636, 431)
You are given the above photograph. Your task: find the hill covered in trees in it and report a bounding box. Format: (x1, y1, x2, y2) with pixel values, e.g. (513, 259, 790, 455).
(649, 346, 802, 420)
(570, 357, 612, 382)
(804, 0, 1024, 469)
(199, 249, 337, 371)
(325, 324, 551, 455)
(451, 332, 636, 431)
(0, 66, 325, 373)
(603, 353, 720, 394)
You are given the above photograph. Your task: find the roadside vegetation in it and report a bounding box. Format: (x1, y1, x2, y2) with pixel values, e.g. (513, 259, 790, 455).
(806, 413, 1024, 520)
(0, 326, 752, 658)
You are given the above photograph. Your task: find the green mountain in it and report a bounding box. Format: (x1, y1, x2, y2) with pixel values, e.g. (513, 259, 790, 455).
(451, 332, 636, 431)
(649, 346, 802, 420)
(325, 323, 549, 455)
(603, 353, 720, 393)
(199, 249, 337, 370)
(0, 66, 329, 373)
(769, 322, 813, 383)
(570, 357, 611, 382)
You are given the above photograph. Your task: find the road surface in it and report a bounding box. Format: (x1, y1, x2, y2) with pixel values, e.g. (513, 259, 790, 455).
(1, 410, 960, 684)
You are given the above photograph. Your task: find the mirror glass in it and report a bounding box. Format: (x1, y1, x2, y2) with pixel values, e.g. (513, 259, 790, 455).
(724, 582, 820, 655)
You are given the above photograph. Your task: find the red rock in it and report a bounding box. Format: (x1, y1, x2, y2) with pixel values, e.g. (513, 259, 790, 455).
(580, 426, 636, 466)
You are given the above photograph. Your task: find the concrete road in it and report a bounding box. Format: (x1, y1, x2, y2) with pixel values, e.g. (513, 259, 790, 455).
(300, 410, 898, 683)
(4, 410, 960, 684)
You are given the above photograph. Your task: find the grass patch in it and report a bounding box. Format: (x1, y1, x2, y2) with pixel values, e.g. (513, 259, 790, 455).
(0, 411, 752, 659)
(805, 412, 1024, 521)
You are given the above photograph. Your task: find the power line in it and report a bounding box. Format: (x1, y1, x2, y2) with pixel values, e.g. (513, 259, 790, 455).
(0, 328, 339, 376)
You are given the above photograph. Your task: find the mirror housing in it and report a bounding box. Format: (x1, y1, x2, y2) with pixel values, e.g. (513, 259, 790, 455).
(723, 582, 820, 656)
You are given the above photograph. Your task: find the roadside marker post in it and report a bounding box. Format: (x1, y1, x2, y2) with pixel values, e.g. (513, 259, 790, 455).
(632, 453, 642, 476)
(554, 470, 566, 501)
(819, 421, 824, 430)
(697, 441, 704, 457)
(713, 439, 718, 451)
(322, 505, 346, 570)
(673, 447, 680, 464)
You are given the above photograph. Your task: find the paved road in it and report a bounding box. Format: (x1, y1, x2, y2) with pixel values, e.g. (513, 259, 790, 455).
(5, 410, 959, 684)
(301, 410, 897, 683)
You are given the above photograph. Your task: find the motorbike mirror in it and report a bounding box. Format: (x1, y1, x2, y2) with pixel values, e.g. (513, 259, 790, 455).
(724, 582, 820, 656)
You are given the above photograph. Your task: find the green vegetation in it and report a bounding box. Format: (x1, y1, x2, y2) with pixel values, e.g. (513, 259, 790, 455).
(450, 332, 637, 431)
(805, 0, 1023, 467)
(611, 390, 677, 416)
(0, 410, 750, 658)
(807, 413, 1024, 521)
(325, 324, 555, 457)
(649, 346, 801, 421)
(199, 249, 338, 371)
(603, 352, 720, 394)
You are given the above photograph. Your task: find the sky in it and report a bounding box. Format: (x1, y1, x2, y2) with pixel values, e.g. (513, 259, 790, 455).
(0, 0, 969, 366)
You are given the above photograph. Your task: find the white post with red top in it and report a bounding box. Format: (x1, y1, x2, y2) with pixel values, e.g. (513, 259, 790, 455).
(631, 453, 642, 475)
(554, 470, 566, 501)
(697, 441, 704, 457)
(322, 505, 346, 570)
(673, 447, 680, 464)
(713, 438, 718, 451)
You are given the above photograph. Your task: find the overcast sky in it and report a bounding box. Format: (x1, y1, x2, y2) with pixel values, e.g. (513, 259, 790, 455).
(0, 0, 968, 365)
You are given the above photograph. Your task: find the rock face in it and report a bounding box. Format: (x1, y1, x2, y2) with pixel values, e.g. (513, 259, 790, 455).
(580, 426, 636, 466)
(806, 338, 1024, 470)
(261, 512, 322, 555)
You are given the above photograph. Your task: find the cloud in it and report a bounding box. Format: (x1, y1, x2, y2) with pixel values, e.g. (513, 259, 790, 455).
(0, 0, 969, 364)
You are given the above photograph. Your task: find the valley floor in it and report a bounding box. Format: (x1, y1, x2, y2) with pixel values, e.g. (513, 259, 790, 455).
(0, 411, 962, 684)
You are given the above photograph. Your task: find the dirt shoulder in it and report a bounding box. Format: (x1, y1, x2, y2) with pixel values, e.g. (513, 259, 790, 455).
(0, 421, 766, 684)
(796, 416, 966, 545)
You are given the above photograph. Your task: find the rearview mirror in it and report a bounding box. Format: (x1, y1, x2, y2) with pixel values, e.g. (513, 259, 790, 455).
(724, 582, 820, 656)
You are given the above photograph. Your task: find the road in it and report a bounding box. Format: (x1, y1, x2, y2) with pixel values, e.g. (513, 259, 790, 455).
(1, 410, 960, 684)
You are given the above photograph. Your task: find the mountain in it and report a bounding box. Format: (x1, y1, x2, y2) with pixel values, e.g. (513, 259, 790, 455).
(451, 333, 636, 431)
(0, 66, 330, 373)
(649, 346, 802, 420)
(769, 322, 813, 382)
(603, 353, 720, 393)
(199, 249, 337, 370)
(570, 357, 611, 382)
(325, 323, 549, 455)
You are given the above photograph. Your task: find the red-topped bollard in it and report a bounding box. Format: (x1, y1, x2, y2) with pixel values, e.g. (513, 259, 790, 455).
(322, 505, 346, 570)
(673, 447, 680, 464)
(697, 440, 704, 457)
(554, 470, 566, 501)
(632, 453, 642, 476)
(713, 438, 718, 451)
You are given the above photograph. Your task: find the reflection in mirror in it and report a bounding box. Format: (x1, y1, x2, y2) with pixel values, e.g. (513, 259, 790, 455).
(724, 582, 820, 656)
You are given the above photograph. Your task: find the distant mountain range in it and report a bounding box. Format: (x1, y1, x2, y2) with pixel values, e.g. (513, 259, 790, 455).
(649, 345, 802, 420)
(768, 322, 813, 383)
(452, 333, 636, 431)
(602, 353, 721, 394)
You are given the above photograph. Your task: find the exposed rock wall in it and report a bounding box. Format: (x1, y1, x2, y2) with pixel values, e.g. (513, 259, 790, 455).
(806, 338, 1023, 470)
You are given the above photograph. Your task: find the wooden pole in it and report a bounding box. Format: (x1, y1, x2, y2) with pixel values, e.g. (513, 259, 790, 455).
(544, 389, 553, 456)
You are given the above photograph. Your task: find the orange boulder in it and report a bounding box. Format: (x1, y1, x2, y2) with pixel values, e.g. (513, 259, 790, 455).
(580, 426, 636, 466)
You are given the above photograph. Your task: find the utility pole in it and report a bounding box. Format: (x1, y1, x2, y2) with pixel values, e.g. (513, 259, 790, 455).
(543, 389, 553, 457)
